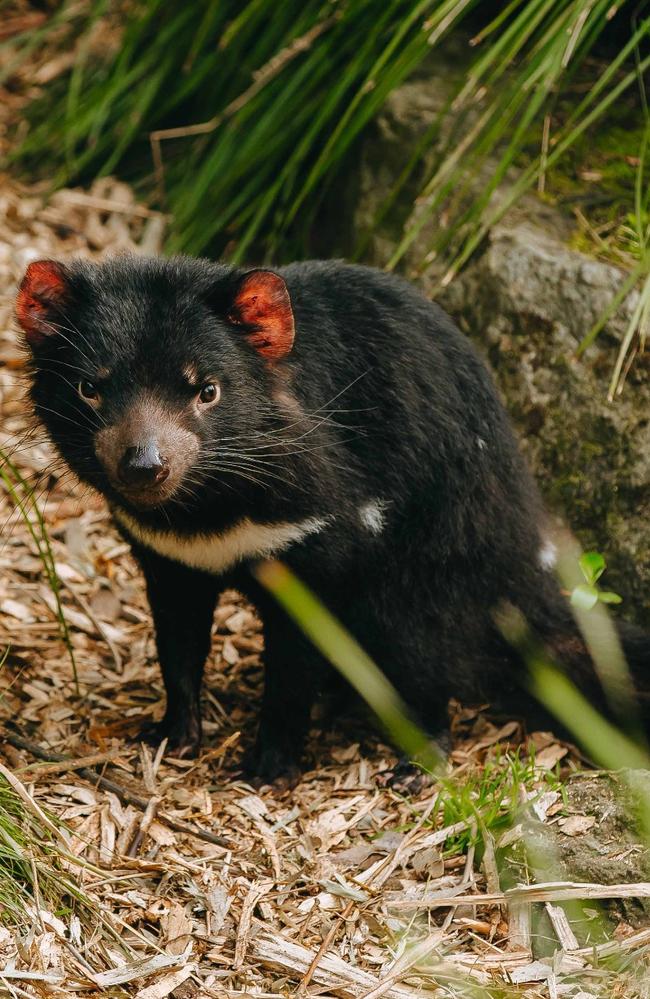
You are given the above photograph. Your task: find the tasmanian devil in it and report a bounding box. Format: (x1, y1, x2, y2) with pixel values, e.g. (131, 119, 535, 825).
(15, 255, 650, 780)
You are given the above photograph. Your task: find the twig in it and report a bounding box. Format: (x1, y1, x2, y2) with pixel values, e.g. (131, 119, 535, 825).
(386, 880, 650, 909)
(356, 930, 445, 999)
(149, 16, 336, 197)
(1, 730, 231, 849)
(254, 931, 424, 999)
(297, 899, 355, 995)
(20, 750, 123, 777)
(233, 880, 273, 970)
(50, 190, 166, 220)
(545, 902, 579, 951)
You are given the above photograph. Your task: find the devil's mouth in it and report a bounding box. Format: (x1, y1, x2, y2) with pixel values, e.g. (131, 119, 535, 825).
(112, 479, 179, 510)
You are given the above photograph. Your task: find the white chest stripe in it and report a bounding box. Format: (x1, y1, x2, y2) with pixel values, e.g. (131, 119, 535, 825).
(114, 508, 330, 575)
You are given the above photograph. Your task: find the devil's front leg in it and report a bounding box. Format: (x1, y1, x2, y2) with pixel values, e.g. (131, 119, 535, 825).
(134, 545, 220, 758)
(244, 601, 329, 785)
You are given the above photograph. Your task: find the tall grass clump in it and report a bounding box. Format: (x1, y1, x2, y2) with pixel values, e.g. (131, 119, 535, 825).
(381, 1, 649, 392)
(0, 766, 93, 927)
(387, 2, 649, 278)
(5, 0, 455, 262)
(5, 0, 645, 275)
(0, 449, 78, 689)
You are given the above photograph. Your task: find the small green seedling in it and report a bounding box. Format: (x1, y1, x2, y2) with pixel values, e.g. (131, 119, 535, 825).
(570, 551, 622, 611)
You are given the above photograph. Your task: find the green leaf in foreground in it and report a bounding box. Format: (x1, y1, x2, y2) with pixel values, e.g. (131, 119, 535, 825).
(531, 662, 650, 773)
(579, 551, 606, 586)
(598, 591, 623, 605)
(570, 550, 622, 611)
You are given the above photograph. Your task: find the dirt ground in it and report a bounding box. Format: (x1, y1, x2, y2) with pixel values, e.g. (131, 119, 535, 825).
(0, 178, 650, 998)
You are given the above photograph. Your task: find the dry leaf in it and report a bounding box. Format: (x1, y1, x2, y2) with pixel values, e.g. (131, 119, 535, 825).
(161, 903, 193, 956)
(534, 744, 568, 770)
(531, 790, 560, 822)
(411, 846, 444, 879)
(0, 598, 34, 622)
(558, 815, 596, 837)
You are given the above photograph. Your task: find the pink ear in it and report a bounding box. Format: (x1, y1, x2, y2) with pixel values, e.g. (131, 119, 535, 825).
(228, 270, 295, 361)
(16, 260, 69, 346)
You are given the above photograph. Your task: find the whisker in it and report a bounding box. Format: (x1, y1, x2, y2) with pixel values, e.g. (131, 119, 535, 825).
(33, 402, 103, 436)
(49, 310, 100, 367)
(218, 435, 360, 461)
(192, 456, 300, 493)
(41, 319, 97, 371)
(216, 371, 372, 445)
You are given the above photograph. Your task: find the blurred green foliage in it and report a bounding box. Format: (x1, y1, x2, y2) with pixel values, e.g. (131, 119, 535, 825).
(5, 0, 648, 285)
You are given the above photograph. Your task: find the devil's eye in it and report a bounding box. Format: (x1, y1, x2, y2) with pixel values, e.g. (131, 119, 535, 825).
(198, 382, 220, 405)
(78, 380, 100, 402)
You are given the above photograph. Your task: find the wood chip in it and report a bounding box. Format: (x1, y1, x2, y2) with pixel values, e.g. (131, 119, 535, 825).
(92, 950, 190, 987)
(233, 881, 273, 969)
(134, 965, 195, 999)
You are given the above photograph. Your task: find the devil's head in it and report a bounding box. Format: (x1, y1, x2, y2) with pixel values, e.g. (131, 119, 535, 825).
(15, 256, 299, 521)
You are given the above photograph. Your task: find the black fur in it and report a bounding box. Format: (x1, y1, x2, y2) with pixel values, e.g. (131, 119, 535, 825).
(20, 255, 650, 778)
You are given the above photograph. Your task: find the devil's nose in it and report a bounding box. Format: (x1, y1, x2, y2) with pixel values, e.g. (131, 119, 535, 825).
(118, 443, 170, 487)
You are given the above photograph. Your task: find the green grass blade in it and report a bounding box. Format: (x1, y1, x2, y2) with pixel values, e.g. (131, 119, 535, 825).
(254, 560, 441, 769)
(0, 451, 78, 691)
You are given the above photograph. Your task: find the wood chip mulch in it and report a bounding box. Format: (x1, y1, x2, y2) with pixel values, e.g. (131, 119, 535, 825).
(0, 175, 649, 998)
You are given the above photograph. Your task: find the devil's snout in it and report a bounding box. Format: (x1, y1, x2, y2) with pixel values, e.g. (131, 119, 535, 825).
(94, 394, 200, 506)
(118, 441, 170, 488)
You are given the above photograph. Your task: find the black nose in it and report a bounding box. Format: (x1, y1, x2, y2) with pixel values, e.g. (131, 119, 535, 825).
(118, 442, 170, 488)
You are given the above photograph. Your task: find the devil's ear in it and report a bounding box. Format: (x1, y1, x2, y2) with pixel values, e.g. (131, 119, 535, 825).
(228, 270, 295, 362)
(16, 260, 70, 347)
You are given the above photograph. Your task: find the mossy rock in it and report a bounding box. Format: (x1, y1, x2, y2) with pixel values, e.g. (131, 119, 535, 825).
(438, 223, 650, 626)
(528, 771, 650, 933)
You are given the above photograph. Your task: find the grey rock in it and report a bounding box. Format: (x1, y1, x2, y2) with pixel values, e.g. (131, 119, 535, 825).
(525, 772, 650, 930)
(437, 222, 650, 625)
